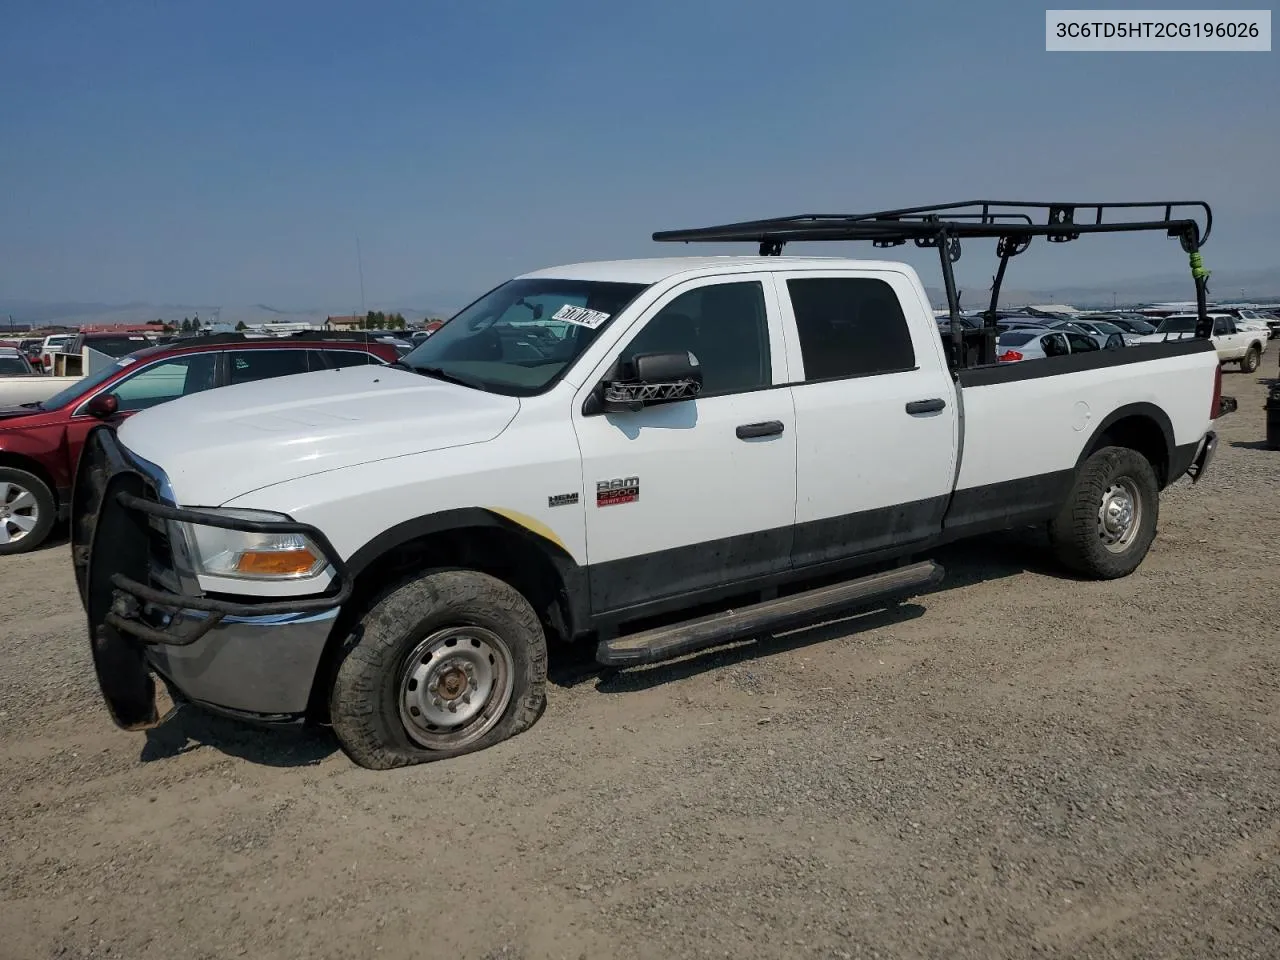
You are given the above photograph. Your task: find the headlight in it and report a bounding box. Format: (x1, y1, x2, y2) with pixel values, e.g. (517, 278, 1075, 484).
(177, 508, 328, 581)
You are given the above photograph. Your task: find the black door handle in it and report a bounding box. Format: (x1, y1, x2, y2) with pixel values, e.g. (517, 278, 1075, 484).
(736, 420, 784, 439)
(905, 398, 946, 415)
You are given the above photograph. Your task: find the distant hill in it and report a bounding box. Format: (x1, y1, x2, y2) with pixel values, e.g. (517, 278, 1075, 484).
(0, 300, 455, 329)
(925, 266, 1280, 310)
(4, 265, 1278, 326)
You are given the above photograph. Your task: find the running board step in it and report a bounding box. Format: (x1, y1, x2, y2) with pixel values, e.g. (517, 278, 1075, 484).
(595, 560, 943, 668)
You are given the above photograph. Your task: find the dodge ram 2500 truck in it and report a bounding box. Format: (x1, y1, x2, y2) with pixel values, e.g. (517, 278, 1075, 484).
(72, 200, 1226, 770)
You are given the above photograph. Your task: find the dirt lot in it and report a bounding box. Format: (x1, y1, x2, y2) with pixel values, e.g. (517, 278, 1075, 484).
(2, 369, 1278, 960)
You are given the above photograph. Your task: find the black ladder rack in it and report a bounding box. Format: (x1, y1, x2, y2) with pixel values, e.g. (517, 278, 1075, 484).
(652, 200, 1214, 367)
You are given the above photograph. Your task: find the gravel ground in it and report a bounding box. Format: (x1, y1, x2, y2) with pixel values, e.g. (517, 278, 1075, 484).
(2, 369, 1278, 960)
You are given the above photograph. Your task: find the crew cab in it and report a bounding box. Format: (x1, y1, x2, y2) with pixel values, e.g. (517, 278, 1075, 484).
(73, 249, 1224, 770)
(1137, 312, 1268, 372)
(0, 335, 393, 554)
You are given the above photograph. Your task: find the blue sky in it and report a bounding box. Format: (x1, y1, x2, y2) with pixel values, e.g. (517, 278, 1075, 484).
(2, 0, 1276, 311)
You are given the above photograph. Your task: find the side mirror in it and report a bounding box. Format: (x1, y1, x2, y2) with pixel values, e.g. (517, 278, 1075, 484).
(86, 393, 119, 419)
(600, 351, 703, 414)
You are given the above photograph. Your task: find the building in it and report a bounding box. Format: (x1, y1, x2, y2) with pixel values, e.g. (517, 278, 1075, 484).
(325, 315, 365, 331)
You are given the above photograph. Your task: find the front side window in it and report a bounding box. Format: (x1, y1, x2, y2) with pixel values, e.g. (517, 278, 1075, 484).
(615, 281, 771, 397)
(107, 354, 218, 412)
(786, 277, 916, 381)
(399, 278, 650, 396)
(0, 356, 30, 374)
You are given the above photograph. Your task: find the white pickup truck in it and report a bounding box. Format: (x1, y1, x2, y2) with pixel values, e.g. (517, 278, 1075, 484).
(72, 201, 1227, 770)
(1137, 312, 1268, 372)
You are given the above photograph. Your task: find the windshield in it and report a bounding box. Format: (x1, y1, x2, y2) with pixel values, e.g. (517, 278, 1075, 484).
(398, 278, 650, 396)
(0, 356, 31, 375)
(40, 357, 135, 409)
(1156, 317, 1196, 333)
(1112, 317, 1156, 334)
(1089, 321, 1124, 335)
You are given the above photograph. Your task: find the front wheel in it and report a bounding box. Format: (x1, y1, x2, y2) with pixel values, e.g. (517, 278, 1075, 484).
(329, 569, 548, 770)
(1240, 345, 1261, 373)
(1048, 446, 1160, 580)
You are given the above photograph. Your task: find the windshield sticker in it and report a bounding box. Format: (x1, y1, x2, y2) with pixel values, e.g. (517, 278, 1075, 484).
(552, 304, 611, 329)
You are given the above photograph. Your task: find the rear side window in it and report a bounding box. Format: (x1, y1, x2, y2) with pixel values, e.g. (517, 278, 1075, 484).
(786, 277, 915, 380)
(228, 349, 311, 385)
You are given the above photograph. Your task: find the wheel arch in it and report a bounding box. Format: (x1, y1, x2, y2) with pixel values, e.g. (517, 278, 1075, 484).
(0, 451, 59, 505)
(1076, 402, 1175, 488)
(307, 508, 588, 722)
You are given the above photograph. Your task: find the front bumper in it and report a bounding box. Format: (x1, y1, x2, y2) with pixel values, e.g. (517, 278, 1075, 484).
(71, 426, 350, 729)
(145, 607, 339, 720)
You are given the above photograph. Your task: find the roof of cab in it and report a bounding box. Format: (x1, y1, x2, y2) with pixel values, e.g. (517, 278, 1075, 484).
(516, 256, 912, 285)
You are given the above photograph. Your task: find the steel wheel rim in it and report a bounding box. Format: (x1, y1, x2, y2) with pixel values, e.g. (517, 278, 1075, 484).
(398, 625, 514, 750)
(0, 481, 40, 546)
(1098, 477, 1141, 553)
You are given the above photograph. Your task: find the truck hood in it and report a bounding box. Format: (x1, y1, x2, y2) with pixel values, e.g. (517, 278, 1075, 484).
(117, 366, 520, 505)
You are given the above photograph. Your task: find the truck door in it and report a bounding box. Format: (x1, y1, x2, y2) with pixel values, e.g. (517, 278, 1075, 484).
(572, 274, 798, 615)
(1213, 316, 1244, 359)
(773, 269, 959, 568)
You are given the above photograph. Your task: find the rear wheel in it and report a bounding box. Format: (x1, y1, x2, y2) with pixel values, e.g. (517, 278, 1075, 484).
(0, 467, 56, 555)
(328, 569, 547, 770)
(1240, 345, 1261, 373)
(1048, 446, 1159, 579)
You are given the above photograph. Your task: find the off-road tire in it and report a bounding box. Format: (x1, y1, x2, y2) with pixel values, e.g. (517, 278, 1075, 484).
(0, 467, 56, 556)
(329, 569, 547, 770)
(1240, 345, 1261, 374)
(1048, 446, 1160, 580)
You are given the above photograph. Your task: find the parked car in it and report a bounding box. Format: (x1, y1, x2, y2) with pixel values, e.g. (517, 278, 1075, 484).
(1223, 309, 1273, 340)
(1136, 313, 1268, 372)
(1062, 316, 1140, 346)
(1103, 314, 1159, 337)
(73, 250, 1224, 769)
(996, 327, 1105, 362)
(0, 334, 396, 554)
(63, 332, 163, 360)
(40, 334, 75, 370)
(1039, 319, 1126, 350)
(15, 339, 46, 371)
(0, 346, 36, 376)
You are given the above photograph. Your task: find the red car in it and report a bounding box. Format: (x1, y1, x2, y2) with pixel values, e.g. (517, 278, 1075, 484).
(0, 333, 397, 554)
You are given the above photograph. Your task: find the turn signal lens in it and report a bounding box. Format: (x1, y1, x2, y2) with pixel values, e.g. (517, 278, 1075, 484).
(234, 548, 322, 577)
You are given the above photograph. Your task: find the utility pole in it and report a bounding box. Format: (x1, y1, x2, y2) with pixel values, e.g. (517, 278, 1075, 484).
(355, 234, 367, 318)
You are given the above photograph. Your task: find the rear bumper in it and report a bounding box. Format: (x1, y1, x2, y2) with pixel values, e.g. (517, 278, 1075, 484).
(71, 426, 350, 729)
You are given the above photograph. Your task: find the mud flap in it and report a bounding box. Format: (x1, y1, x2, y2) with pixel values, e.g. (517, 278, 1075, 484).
(91, 622, 160, 730)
